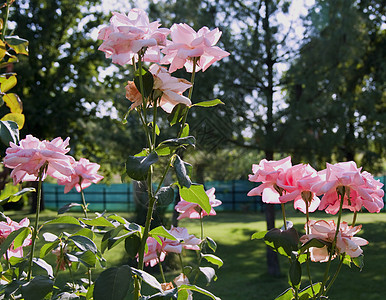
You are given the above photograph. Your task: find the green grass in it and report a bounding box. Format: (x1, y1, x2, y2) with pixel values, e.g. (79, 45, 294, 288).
(6, 207, 386, 299)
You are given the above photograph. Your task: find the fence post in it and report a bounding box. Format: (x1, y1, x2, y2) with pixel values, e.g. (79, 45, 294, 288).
(103, 187, 106, 211)
(55, 186, 59, 210)
(232, 180, 236, 211)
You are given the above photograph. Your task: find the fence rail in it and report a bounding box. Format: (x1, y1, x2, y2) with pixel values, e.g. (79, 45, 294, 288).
(43, 176, 386, 212)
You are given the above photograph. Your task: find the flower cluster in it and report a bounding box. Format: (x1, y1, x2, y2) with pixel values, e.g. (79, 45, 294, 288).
(0, 217, 31, 258)
(3, 135, 103, 193)
(248, 156, 384, 214)
(142, 226, 201, 267)
(99, 8, 229, 114)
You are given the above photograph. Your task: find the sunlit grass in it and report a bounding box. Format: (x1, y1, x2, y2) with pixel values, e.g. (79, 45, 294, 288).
(6, 206, 386, 299)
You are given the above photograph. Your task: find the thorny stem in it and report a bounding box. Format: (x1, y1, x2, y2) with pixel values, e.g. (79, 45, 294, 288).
(281, 203, 287, 230)
(158, 254, 166, 283)
(79, 180, 88, 219)
(1, 0, 11, 41)
(27, 165, 46, 281)
(325, 253, 345, 294)
(304, 200, 315, 297)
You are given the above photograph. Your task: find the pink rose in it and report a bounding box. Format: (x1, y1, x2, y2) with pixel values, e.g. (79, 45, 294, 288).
(314, 161, 384, 214)
(247, 156, 292, 204)
(57, 158, 104, 193)
(142, 237, 165, 267)
(175, 187, 222, 220)
(98, 9, 170, 65)
(4, 135, 74, 184)
(0, 217, 31, 258)
(161, 23, 230, 73)
(167, 226, 201, 251)
(125, 64, 192, 113)
(300, 220, 368, 262)
(276, 164, 322, 213)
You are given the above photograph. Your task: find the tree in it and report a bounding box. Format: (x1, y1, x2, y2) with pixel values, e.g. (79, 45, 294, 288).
(282, 0, 385, 172)
(8, 0, 147, 179)
(148, 0, 300, 276)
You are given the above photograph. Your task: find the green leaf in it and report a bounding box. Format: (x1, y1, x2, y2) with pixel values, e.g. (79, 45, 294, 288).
(74, 227, 95, 240)
(0, 120, 19, 147)
(181, 123, 189, 138)
(149, 226, 177, 241)
(134, 67, 154, 99)
(108, 214, 129, 225)
(193, 99, 224, 107)
(174, 155, 192, 188)
(178, 284, 221, 300)
(289, 259, 301, 288)
(0, 227, 29, 257)
(275, 288, 294, 300)
(21, 275, 54, 300)
(199, 267, 217, 283)
(67, 250, 96, 268)
(352, 254, 364, 271)
(0, 75, 17, 93)
(299, 282, 322, 298)
(33, 258, 53, 277)
(81, 217, 114, 227)
(69, 235, 97, 253)
(131, 267, 163, 292)
(5, 36, 29, 55)
(125, 234, 141, 258)
(3, 93, 22, 114)
(206, 237, 217, 252)
(179, 184, 211, 215)
(40, 240, 60, 258)
(107, 231, 136, 250)
(155, 185, 175, 206)
(1, 112, 25, 129)
(126, 151, 158, 181)
(13, 227, 30, 249)
(264, 228, 299, 257)
(251, 231, 268, 240)
(201, 254, 223, 268)
(94, 265, 132, 300)
(44, 216, 80, 226)
(168, 103, 188, 126)
(57, 203, 82, 215)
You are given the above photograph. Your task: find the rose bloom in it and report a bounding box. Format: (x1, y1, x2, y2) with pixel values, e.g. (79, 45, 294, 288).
(314, 161, 384, 214)
(0, 217, 31, 258)
(52, 244, 71, 271)
(167, 226, 201, 251)
(98, 8, 170, 65)
(276, 164, 322, 213)
(57, 157, 104, 193)
(175, 187, 222, 220)
(247, 156, 292, 204)
(300, 220, 368, 262)
(4, 135, 74, 184)
(161, 23, 230, 73)
(125, 64, 192, 113)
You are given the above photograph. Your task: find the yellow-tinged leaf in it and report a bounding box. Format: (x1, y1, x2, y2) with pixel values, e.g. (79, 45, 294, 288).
(1, 113, 24, 129)
(3, 93, 22, 113)
(0, 40, 6, 61)
(5, 36, 29, 56)
(0, 75, 16, 93)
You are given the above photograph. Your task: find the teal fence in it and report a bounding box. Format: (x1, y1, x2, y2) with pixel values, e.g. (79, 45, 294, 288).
(43, 176, 386, 212)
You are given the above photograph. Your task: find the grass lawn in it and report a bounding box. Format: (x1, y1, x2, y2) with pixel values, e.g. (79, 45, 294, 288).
(6, 206, 386, 299)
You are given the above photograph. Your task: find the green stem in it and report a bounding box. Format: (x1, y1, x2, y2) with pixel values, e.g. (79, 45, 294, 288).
(136, 107, 153, 150)
(200, 214, 204, 240)
(158, 256, 166, 283)
(352, 211, 358, 227)
(134, 174, 156, 300)
(1, 0, 11, 41)
(27, 166, 45, 281)
(319, 188, 345, 298)
(79, 182, 88, 219)
(305, 202, 315, 297)
(281, 203, 287, 230)
(152, 97, 158, 149)
(177, 57, 198, 139)
(179, 253, 185, 274)
(325, 253, 345, 294)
